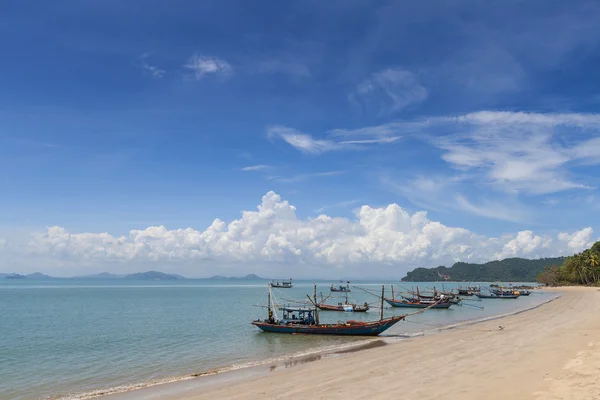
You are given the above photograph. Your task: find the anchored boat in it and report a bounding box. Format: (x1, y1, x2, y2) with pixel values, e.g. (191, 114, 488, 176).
(330, 281, 351, 292)
(316, 292, 369, 312)
(252, 285, 403, 336)
(269, 279, 293, 288)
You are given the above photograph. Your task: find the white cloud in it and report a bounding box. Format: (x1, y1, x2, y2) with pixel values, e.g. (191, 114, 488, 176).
(183, 54, 232, 80)
(2, 192, 595, 276)
(139, 54, 165, 79)
(267, 125, 339, 154)
(352, 68, 428, 115)
(431, 111, 600, 195)
(142, 62, 165, 79)
(271, 171, 345, 183)
(454, 194, 529, 223)
(241, 165, 270, 171)
(267, 125, 401, 154)
(315, 199, 361, 213)
(384, 174, 531, 223)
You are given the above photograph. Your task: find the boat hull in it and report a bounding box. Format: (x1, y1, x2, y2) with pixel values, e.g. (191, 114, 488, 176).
(252, 317, 404, 336)
(385, 299, 451, 309)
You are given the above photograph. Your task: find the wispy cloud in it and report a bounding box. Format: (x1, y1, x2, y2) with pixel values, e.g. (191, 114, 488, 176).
(183, 54, 232, 80)
(351, 68, 427, 115)
(270, 171, 345, 183)
(241, 165, 271, 171)
(267, 125, 401, 154)
(267, 126, 339, 154)
(431, 111, 599, 195)
(315, 199, 361, 213)
(383, 174, 531, 223)
(454, 194, 529, 223)
(140, 54, 165, 79)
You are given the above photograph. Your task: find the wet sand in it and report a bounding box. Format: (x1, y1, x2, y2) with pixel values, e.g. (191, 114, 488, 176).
(106, 287, 600, 400)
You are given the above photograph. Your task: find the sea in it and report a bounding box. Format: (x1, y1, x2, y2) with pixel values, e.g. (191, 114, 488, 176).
(0, 279, 554, 400)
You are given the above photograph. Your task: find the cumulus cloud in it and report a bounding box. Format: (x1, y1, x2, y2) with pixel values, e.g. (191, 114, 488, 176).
(183, 54, 232, 80)
(2, 192, 594, 276)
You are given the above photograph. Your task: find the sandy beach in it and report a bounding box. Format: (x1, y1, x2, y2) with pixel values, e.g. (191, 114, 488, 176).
(107, 287, 600, 400)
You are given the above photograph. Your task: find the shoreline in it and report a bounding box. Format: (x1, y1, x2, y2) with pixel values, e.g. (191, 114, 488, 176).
(103, 287, 600, 400)
(90, 291, 562, 400)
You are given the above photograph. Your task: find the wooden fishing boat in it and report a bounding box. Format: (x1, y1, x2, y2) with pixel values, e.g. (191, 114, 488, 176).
(252, 285, 403, 336)
(252, 314, 404, 335)
(316, 303, 368, 312)
(458, 285, 480, 296)
(385, 297, 452, 309)
(330, 282, 351, 292)
(476, 293, 519, 299)
(316, 292, 369, 312)
(491, 288, 530, 296)
(269, 279, 293, 288)
(414, 288, 461, 305)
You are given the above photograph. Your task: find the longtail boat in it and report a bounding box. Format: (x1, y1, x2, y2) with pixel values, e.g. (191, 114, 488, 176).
(385, 297, 452, 309)
(412, 287, 462, 305)
(316, 292, 369, 312)
(316, 303, 368, 312)
(387, 286, 453, 309)
(330, 281, 351, 292)
(491, 287, 531, 296)
(458, 285, 481, 296)
(476, 293, 519, 299)
(270, 279, 293, 288)
(252, 285, 404, 336)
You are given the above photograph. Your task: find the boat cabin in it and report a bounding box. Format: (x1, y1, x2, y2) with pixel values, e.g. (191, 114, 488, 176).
(279, 307, 315, 325)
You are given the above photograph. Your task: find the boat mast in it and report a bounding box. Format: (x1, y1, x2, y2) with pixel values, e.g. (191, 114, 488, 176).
(380, 285, 384, 321)
(267, 285, 272, 320)
(391, 285, 394, 300)
(313, 283, 319, 325)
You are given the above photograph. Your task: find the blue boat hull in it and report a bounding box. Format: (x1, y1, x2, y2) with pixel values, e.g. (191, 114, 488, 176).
(252, 317, 404, 336)
(385, 299, 451, 309)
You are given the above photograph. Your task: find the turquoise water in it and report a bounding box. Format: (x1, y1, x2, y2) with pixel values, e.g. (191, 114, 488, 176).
(0, 280, 552, 400)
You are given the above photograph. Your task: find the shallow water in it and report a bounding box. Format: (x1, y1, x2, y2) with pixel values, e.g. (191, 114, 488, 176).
(0, 280, 550, 399)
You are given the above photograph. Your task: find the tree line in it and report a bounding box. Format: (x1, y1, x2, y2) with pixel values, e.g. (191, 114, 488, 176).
(537, 241, 600, 286)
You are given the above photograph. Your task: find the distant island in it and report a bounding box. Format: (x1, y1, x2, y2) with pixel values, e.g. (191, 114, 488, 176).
(402, 257, 567, 282)
(1, 271, 265, 281)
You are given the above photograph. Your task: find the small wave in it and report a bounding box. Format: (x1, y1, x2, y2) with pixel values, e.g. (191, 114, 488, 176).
(49, 338, 381, 400)
(49, 295, 559, 400)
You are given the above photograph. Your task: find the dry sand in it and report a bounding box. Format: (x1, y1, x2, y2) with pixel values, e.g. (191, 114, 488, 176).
(109, 287, 600, 400)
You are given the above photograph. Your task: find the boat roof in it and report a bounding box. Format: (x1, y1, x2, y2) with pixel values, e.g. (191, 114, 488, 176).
(280, 307, 313, 312)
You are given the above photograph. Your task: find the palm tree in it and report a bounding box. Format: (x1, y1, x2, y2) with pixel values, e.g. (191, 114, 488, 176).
(585, 252, 600, 283)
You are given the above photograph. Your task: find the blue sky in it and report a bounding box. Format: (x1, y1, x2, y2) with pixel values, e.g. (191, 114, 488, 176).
(1, 0, 600, 276)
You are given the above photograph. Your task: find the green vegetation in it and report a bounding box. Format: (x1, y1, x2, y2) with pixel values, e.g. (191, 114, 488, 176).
(537, 241, 600, 286)
(402, 257, 566, 282)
